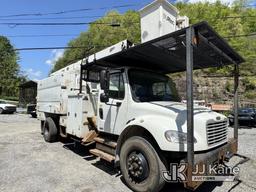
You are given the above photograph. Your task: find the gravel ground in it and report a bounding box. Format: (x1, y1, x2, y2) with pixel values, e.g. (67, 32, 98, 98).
(0, 114, 256, 192)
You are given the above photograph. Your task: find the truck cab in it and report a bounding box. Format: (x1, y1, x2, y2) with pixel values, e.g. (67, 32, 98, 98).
(98, 67, 228, 153)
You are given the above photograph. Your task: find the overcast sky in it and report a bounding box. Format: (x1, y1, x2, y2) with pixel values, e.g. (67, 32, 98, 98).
(0, 0, 255, 81)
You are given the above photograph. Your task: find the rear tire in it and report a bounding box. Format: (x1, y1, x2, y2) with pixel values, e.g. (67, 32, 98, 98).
(120, 136, 166, 192)
(43, 117, 58, 142)
(0, 108, 4, 114)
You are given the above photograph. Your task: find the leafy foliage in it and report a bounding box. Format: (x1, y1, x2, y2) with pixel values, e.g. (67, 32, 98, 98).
(53, 10, 140, 72)
(0, 36, 25, 98)
(176, 0, 256, 77)
(53, 1, 256, 99)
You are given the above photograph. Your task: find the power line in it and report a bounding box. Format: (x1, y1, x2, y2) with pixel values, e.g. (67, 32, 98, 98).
(4, 34, 79, 38)
(13, 31, 256, 51)
(0, 14, 127, 21)
(0, 1, 253, 21)
(0, 14, 255, 22)
(0, 16, 254, 28)
(0, 3, 142, 18)
(4, 31, 255, 39)
(0, 16, 105, 21)
(0, 22, 122, 26)
(15, 45, 107, 51)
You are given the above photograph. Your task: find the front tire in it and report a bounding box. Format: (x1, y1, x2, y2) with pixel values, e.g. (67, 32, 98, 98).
(0, 108, 4, 114)
(120, 136, 166, 192)
(43, 117, 58, 142)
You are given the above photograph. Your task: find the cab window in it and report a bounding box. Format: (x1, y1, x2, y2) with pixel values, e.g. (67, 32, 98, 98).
(109, 73, 125, 100)
(129, 70, 180, 102)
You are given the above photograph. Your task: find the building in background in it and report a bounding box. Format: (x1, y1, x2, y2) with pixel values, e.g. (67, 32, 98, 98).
(19, 81, 37, 117)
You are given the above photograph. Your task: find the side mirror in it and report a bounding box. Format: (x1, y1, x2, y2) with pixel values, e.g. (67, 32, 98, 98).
(100, 70, 110, 103)
(100, 70, 110, 91)
(100, 93, 109, 103)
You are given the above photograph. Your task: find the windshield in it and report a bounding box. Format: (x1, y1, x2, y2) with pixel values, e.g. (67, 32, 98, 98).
(0, 101, 6, 104)
(128, 70, 180, 102)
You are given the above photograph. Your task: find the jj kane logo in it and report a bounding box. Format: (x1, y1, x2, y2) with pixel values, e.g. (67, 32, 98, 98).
(162, 163, 240, 182)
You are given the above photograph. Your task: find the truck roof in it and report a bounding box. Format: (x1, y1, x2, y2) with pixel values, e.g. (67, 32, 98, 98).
(83, 21, 244, 74)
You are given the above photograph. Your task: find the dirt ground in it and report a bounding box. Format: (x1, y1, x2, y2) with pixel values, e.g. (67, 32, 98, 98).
(0, 114, 256, 192)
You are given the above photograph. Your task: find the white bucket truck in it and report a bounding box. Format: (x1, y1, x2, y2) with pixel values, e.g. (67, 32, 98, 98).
(37, 0, 244, 191)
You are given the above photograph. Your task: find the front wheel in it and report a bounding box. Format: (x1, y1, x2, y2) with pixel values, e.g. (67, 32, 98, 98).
(120, 136, 166, 192)
(0, 108, 4, 114)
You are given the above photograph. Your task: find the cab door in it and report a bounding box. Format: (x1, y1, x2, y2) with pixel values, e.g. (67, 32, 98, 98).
(98, 71, 127, 134)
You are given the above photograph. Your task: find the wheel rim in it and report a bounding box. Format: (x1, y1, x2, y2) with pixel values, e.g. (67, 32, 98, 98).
(127, 151, 149, 182)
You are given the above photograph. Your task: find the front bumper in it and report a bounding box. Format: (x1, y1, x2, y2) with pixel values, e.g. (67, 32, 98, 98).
(27, 104, 36, 114)
(183, 139, 238, 190)
(3, 107, 16, 113)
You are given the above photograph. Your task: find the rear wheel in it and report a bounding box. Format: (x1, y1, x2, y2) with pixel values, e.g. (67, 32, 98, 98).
(120, 136, 166, 192)
(43, 117, 58, 142)
(0, 108, 4, 114)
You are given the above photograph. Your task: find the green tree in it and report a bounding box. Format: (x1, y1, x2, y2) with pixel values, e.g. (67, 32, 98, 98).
(0, 36, 21, 98)
(53, 10, 140, 72)
(54, 2, 256, 75)
(53, 1, 256, 99)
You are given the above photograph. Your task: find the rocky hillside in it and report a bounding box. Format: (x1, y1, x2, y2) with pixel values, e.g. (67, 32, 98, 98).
(172, 74, 256, 107)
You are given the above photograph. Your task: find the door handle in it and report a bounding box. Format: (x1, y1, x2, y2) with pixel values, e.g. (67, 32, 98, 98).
(99, 108, 103, 119)
(116, 102, 122, 107)
(105, 102, 122, 107)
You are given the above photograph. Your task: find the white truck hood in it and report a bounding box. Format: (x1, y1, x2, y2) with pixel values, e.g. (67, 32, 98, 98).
(150, 101, 210, 112)
(148, 101, 226, 127)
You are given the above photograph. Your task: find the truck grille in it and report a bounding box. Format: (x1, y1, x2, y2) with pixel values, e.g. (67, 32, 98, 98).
(206, 121, 227, 145)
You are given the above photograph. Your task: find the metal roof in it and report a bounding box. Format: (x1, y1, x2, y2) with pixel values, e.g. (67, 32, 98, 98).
(94, 21, 244, 74)
(139, 0, 179, 14)
(19, 80, 38, 88)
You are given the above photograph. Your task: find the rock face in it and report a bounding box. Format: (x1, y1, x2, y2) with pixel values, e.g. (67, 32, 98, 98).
(172, 75, 255, 107)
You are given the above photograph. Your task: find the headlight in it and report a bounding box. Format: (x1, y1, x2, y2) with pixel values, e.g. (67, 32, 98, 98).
(165, 130, 197, 144)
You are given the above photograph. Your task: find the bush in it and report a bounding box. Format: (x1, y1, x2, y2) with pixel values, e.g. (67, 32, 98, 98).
(225, 81, 233, 92)
(244, 91, 256, 100)
(242, 77, 256, 90)
(0, 96, 19, 101)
